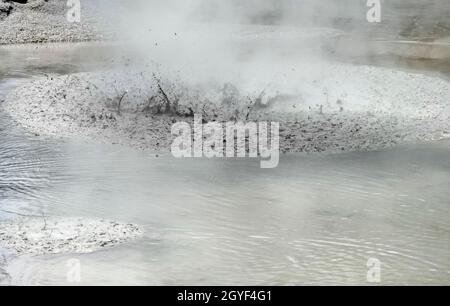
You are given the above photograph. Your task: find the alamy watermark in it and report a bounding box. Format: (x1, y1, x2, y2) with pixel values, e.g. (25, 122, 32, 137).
(66, 0, 81, 23)
(171, 115, 280, 169)
(66, 258, 81, 283)
(366, 0, 382, 23)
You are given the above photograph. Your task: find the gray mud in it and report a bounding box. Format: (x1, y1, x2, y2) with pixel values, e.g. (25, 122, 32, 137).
(0, 217, 143, 256)
(4, 63, 450, 154)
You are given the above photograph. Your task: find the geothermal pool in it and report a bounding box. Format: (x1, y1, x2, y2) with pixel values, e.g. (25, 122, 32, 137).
(0, 42, 449, 285)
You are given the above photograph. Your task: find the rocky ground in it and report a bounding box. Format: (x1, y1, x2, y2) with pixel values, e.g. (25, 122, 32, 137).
(0, 0, 114, 44)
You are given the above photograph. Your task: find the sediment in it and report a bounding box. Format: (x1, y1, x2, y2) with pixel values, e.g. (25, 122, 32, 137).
(3, 63, 450, 154)
(0, 217, 143, 256)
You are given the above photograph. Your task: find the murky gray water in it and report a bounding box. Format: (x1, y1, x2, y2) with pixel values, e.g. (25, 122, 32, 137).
(0, 43, 449, 285)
